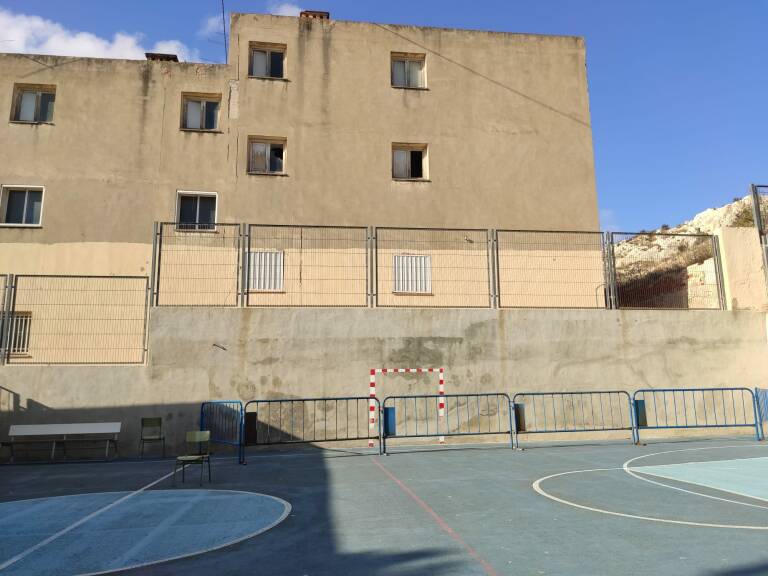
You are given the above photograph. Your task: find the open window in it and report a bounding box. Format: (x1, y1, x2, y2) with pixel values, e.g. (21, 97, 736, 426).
(11, 85, 56, 123)
(248, 138, 286, 175)
(181, 94, 220, 131)
(0, 186, 43, 226)
(392, 144, 428, 180)
(249, 43, 286, 79)
(176, 192, 217, 231)
(391, 53, 426, 89)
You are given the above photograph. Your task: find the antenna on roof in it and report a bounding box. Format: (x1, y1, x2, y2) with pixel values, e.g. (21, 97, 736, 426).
(221, 0, 228, 62)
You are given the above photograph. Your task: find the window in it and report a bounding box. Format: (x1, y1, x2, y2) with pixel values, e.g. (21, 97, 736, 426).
(2, 312, 31, 355)
(248, 138, 285, 174)
(1, 187, 43, 226)
(392, 145, 427, 180)
(248, 251, 284, 291)
(249, 44, 286, 79)
(176, 193, 216, 230)
(394, 255, 432, 294)
(391, 54, 425, 88)
(182, 95, 220, 130)
(12, 85, 55, 123)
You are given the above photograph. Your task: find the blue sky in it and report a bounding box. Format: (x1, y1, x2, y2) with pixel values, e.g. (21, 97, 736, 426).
(1, 0, 767, 231)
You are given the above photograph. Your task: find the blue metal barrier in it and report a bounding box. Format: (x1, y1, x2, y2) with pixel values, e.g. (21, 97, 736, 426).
(382, 393, 514, 454)
(633, 388, 762, 442)
(242, 397, 381, 463)
(200, 400, 244, 462)
(511, 391, 636, 447)
(755, 388, 768, 423)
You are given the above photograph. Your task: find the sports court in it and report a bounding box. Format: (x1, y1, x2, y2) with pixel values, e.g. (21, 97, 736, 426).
(3, 437, 768, 575)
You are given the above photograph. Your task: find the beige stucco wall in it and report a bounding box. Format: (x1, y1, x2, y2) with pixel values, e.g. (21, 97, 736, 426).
(1, 307, 766, 456)
(717, 226, 768, 311)
(0, 13, 598, 277)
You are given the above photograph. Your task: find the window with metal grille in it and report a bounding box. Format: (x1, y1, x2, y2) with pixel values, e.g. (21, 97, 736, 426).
(393, 254, 432, 294)
(249, 251, 284, 291)
(2, 312, 31, 355)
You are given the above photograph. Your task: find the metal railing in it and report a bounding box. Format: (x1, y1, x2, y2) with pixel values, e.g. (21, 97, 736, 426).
(381, 393, 513, 453)
(511, 391, 636, 447)
(241, 397, 382, 463)
(3, 275, 148, 365)
(496, 231, 608, 309)
(150, 222, 728, 311)
(609, 232, 725, 310)
(750, 184, 768, 288)
(246, 225, 368, 307)
(154, 222, 242, 306)
(200, 400, 244, 461)
(374, 228, 492, 308)
(633, 388, 762, 442)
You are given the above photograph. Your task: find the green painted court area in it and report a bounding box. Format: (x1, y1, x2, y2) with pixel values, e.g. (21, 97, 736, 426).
(3, 439, 768, 575)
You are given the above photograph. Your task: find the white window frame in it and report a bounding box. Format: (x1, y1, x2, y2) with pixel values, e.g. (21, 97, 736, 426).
(11, 85, 56, 123)
(248, 138, 286, 175)
(175, 190, 218, 232)
(392, 144, 428, 180)
(3, 311, 31, 355)
(248, 250, 285, 292)
(181, 94, 221, 131)
(391, 53, 426, 89)
(393, 254, 432, 294)
(0, 185, 44, 227)
(249, 43, 287, 79)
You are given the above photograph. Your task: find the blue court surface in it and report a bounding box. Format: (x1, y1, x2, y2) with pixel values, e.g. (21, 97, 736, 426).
(3, 438, 768, 575)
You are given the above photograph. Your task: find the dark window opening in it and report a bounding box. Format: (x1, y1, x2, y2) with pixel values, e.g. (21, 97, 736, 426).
(178, 195, 216, 230)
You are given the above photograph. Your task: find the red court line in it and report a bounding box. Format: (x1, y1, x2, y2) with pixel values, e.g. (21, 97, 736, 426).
(372, 458, 498, 576)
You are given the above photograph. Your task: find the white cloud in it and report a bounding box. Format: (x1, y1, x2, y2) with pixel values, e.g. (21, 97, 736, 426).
(267, 2, 303, 16)
(0, 7, 199, 61)
(599, 208, 621, 232)
(199, 14, 225, 39)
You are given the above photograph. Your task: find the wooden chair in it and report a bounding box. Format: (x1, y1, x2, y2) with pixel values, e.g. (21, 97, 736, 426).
(174, 430, 211, 486)
(139, 417, 165, 458)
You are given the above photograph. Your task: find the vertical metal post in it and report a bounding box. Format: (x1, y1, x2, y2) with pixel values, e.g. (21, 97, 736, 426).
(486, 229, 496, 309)
(366, 226, 373, 308)
(752, 391, 763, 441)
(494, 229, 502, 309)
(0, 274, 9, 365)
(372, 227, 379, 308)
(154, 224, 164, 306)
(240, 223, 249, 308)
(141, 276, 150, 365)
(711, 235, 727, 310)
(606, 232, 619, 309)
(3, 275, 15, 365)
(149, 222, 158, 308)
(750, 184, 768, 293)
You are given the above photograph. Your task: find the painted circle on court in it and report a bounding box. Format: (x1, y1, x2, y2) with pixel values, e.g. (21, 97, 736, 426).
(0, 489, 290, 575)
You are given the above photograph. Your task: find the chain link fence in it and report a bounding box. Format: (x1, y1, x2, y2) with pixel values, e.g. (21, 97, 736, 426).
(2, 275, 148, 365)
(246, 225, 368, 307)
(154, 222, 241, 306)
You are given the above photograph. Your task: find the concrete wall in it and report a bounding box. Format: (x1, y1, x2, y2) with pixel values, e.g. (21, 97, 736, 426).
(718, 226, 768, 311)
(1, 306, 766, 456)
(0, 13, 598, 277)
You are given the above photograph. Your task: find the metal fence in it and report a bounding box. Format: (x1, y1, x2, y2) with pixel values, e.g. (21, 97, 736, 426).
(381, 393, 514, 453)
(375, 228, 492, 308)
(496, 231, 608, 309)
(246, 225, 368, 307)
(750, 184, 768, 286)
(200, 400, 244, 461)
(154, 222, 242, 306)
(511, 391, 636, 447)
(242, 397, 382, 462)
(1, 275, 148, 365)
(151, 222, 727, 311)
(633, 388, 761, 441)
(609, 232, 724, 310)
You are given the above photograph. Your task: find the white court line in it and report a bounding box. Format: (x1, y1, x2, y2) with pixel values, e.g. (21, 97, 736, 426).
(0, 466, 183, 571)
(533, 443, 768, 529)
(623, 444, 768, 511)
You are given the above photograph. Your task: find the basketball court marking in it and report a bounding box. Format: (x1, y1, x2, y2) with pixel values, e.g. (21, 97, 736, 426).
(532, 444, 768, 530)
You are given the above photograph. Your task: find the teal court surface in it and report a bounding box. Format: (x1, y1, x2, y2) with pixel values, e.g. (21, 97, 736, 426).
(4, 438, 768, 575)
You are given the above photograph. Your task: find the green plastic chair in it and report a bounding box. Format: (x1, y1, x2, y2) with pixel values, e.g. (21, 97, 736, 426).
(139, 417, 165, 458)
(174, 430, 211, 486)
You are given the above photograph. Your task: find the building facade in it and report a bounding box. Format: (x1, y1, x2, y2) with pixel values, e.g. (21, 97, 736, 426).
(0, 11, 598, 277)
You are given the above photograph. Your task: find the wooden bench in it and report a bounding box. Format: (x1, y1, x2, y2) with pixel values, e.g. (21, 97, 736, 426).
(8, 422, 121, 462)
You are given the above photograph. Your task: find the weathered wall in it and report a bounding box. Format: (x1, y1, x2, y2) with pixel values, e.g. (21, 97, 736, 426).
(718, 226, 768, 311)
(0, 13, 598, 277)
(1, 307, 765, 456)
